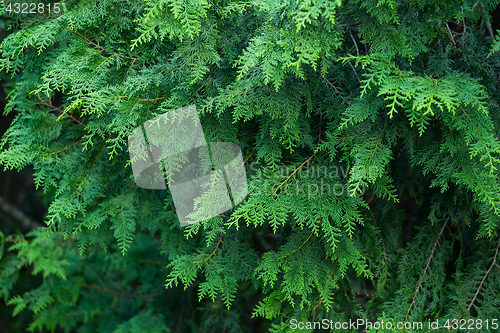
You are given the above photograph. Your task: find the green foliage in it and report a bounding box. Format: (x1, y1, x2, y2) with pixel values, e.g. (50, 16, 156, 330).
(0, 0, 500, 332)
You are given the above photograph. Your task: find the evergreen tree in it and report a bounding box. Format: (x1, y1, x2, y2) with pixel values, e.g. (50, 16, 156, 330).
(0, 0, 500, 332)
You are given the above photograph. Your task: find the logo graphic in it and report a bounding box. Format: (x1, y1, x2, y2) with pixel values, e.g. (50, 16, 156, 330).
(127, 105, 248, 227)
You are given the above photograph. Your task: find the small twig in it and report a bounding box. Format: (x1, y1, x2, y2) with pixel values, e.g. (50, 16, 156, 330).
(397, 143, 408, 158)
(243, 149, 255, 166)
(0, 196, 43, 230)
(138, 259, 170, 266)
(465, 238, 500, 313)
(350, 32, 360, 57)
(285, 232, 314, 258)
(117, 96, 165, 102)
(43, 103, 87, 127)
(273, 153, 316, 195)
(348, 60, 361, 84)
(66, 27, 139, 61)
(356, 289, 376, 304)
(367, 193, 375, 206)
(405, 216, 450, 321)
(371, 212, 387, 261)
(80, 284, 158, 298)
(318, 112, 323, 145)
(41, 101, 115, 139)
(446, 23, 457, 48)
(480, 3, 494, 39)
(313, 299, 323, 311)
(338, 22, 360, 28)
(447, 238, 500, 331)
(192, 233, 223, 264)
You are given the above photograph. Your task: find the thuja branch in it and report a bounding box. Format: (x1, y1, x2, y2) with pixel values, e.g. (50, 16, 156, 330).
(405, 216, 450, 321)
(79, 284, 158, 298)
(0, 196, 43, 230)
(459, 237, 500, 320)
(66, 27, 139, 61)
(117, 96, 165, 102)
(192, 233, 223, 264)
(41, 102, 86, 128)
(273, 153, 316, 195)
(279, 232, 315, 260)
(227, 153, 317, 229)
(370, 212, 386, 261)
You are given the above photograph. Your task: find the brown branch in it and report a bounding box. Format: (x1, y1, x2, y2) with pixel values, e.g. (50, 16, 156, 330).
(117, 96, 165, 102)
(43, 103, 87, 128)
(42, 102, 115, 139)
(397, 143, 408, 158)
(80, 283, 158, 298)
(0, 196, 43, 230)
(192, 233, 223, 264)
(273, 153, 316, 195)
(356, 289, 376, 304)
(348, 60, 362, 84)
(367, 193, 375, 205)
(448, 238, 500, 331)
(320, 72, 352, 106)
(338, 22, 360, 28)
(371, 212, 387, 261)
(466, 238, 500, 313)
(349, 32, 360, 57)
(313, 298, 323, 311)
(405, 216, 450, 321)
(138, 259, 170, 266)
(286, 232, 314, 258)
(480, 3, 494, 38)
(446, 23, 457, 48)
(66, 27, 139, 61)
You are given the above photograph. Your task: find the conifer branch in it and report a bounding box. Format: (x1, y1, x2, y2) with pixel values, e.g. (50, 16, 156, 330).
(405, 216, 449, 321)
(85, 264, 107, 290)
(117, 96, 165, 102)
(397, 143, 408, 158)
(370, 212, 386, 261)
(480, 3, 494, 39)
(192, 233, 222, 264)
(65, 27, 139, 61)
(313, 298, 322, 311)
(367, 193, 375, 205)
(349, 33, 360, 57)
(273, 153, 316, 195)
(42, 103, 86, 128)
(320, 72, 352, 106)
(464, 237, 500, 314)
(285, 232, 313, 258)
(338, 22, 360, 28)
(446, 23, 457, 48)
(79, 284, 158, 298)
(348, 60, 362, 85)
(0, 196, 43, 230)
(38, 139, 83, 156)
(138, 259, 170, 266)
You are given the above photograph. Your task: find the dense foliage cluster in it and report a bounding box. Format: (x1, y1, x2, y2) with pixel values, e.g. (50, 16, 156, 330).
(1, 0, 500, 332)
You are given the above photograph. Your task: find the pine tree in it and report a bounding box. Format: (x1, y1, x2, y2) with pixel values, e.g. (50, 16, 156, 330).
(0, 0, 500, 332)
